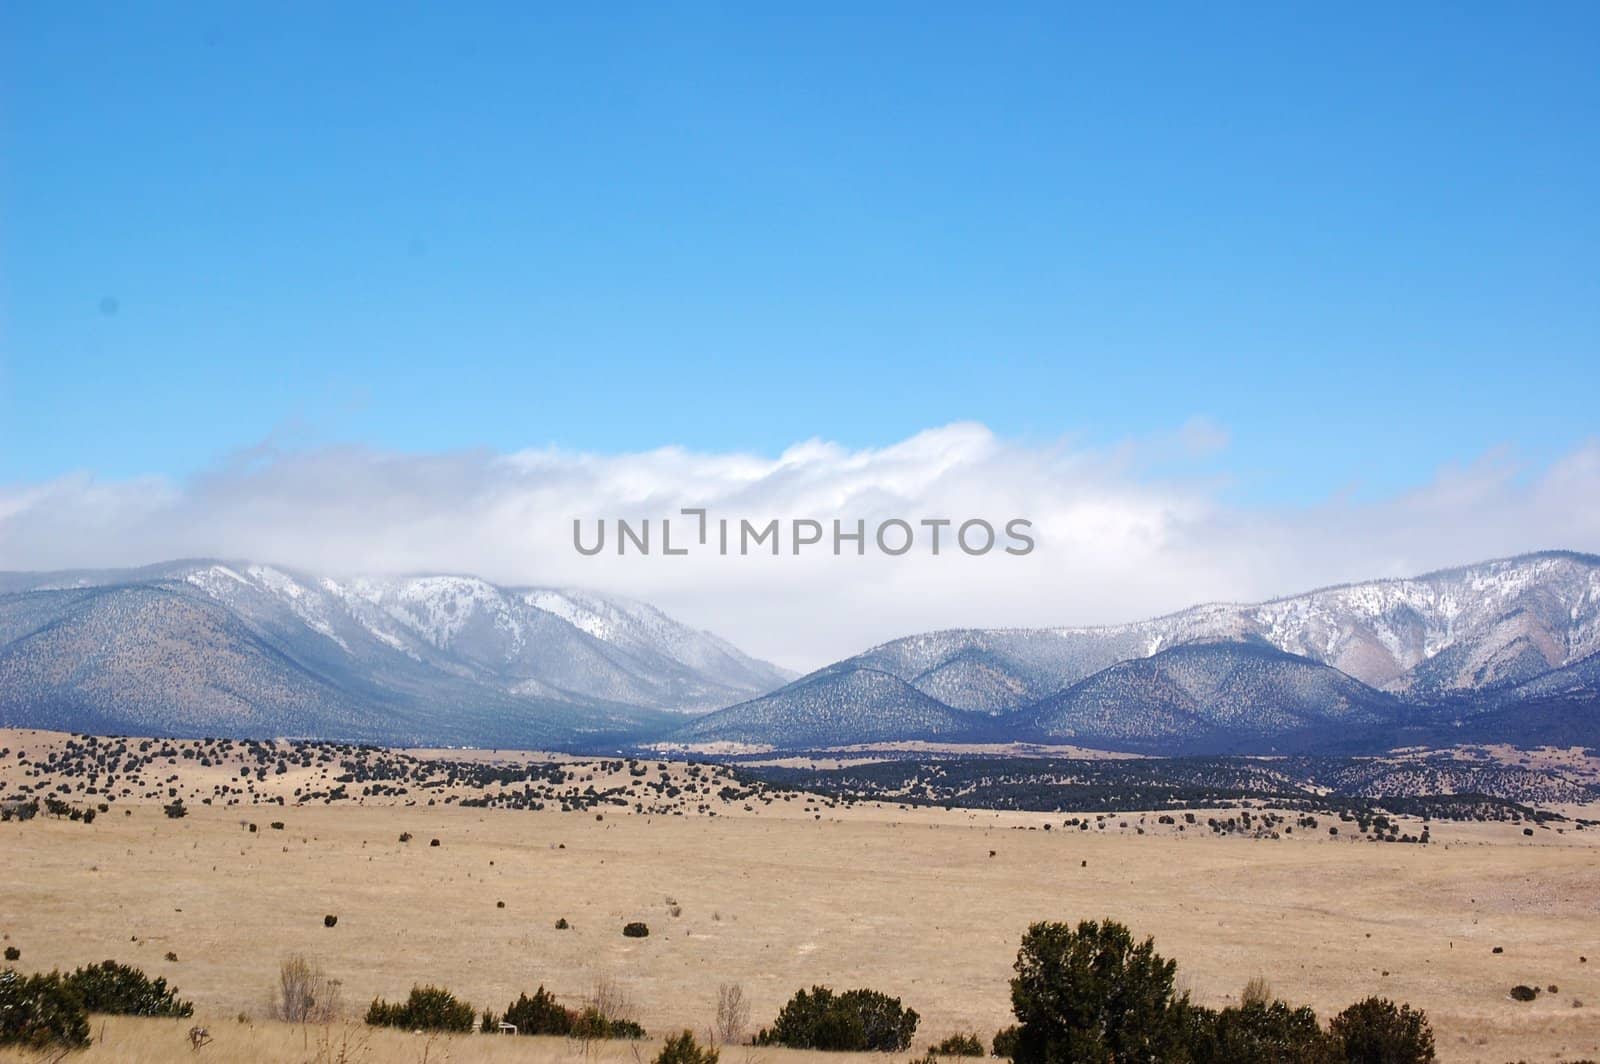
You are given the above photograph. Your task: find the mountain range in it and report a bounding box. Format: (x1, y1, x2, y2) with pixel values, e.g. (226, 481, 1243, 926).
(0, 561, 793, 747)
(2, 552, 1598, 754)
(675, 551, 1600, 753)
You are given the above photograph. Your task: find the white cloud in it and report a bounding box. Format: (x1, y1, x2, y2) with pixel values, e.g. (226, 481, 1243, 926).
(2, 423, 1598, 671)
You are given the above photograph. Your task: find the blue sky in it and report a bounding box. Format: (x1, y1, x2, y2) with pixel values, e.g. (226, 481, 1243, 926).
(3, 3, 1596, 504)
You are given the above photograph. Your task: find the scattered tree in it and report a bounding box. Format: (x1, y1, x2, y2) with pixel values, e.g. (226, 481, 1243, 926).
(715, 982, 751, 1045)
(271, 954, 342, 1023)
(1328, 998, 1435, 1063)
(1009, 919, 1185, 1063)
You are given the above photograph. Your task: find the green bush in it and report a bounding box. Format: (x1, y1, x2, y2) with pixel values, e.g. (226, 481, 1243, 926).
(365, 985, 476, 1032)
(931, 1032, 986, 1056)
(1183, 1000, 1340, 1064)
(502, 986, 573, 1036)
(609, 1018, 647, 1039)
(991, 1026, 1020, 1059)
(1328, 998, 1434, 1063)
(754, 986, 919, 1052)
(656, 1029, 719, 1064)
(1009, 919, 1185, 1063)
(569, 1006, 645, 1040)
(0, 968, 91, 1051)
(66, 960, 193, 1017)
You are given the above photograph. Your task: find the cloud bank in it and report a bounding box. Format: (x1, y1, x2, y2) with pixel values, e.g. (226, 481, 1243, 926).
(3, 422, 1599, 670)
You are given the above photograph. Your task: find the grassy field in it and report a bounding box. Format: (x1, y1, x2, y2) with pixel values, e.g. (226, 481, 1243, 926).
(2, 733, 1599, 1062)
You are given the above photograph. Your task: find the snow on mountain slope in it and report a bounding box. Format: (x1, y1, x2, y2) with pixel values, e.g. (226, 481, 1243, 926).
(674, 666, 985, 749)
(0, 561, 794, 746)
(833, 552, 1600, 710)
(520, 587, 795, 694)
(1023, 641, 1411, 752)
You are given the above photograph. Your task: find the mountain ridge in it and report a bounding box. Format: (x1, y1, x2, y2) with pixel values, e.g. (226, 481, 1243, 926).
(0, 560, 795, 748)
(674, 551, 1600, 753)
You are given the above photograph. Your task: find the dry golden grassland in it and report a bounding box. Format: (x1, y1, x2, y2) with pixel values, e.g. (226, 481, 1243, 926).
(2, 730, 1598, 1063)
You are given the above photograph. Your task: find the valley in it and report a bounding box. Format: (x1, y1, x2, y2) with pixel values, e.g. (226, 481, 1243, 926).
(3, 728, 1599, 1063)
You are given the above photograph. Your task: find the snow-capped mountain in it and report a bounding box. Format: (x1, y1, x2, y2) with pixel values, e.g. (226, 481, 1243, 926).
(829, 551, 1600, 708)
(0, 560, 793, 747)
(674, 552, 1600, 753)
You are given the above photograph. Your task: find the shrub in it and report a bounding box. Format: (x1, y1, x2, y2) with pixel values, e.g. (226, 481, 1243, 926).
(365, 985, 476, 1032)
(1184, 1000, 1340, 1064)
(0, 968, 90, 1051)
(564, 979, 645, 1041)
(1241, 976, 1273, 1008)
(1009, 919, 1184, 1063)
(324, 915, 338, 928)
(570, 1006, 644, 1040)
(623, 922, 650, 938)
(657, 1029, 719, 1064)
(272, 954, 342, 1023)
(2, 948, 17, 962)
(1509, 985, 1539, 1002)
(555, 918, 570, 930)
(502, 986, 573, 1036)
(66, 959, 194, 1017)
(754, 986, 920, 1052)
(163, 800, 187, 819)
(932, 1032, 986, 1056)
(608, 1017, 647, 1039)
(991, 1026, 1020, 1059)
(1328, 998, 1435, 1063)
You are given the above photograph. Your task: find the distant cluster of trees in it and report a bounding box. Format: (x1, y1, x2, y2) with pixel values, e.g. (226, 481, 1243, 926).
(749, 754, 1589, 829)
